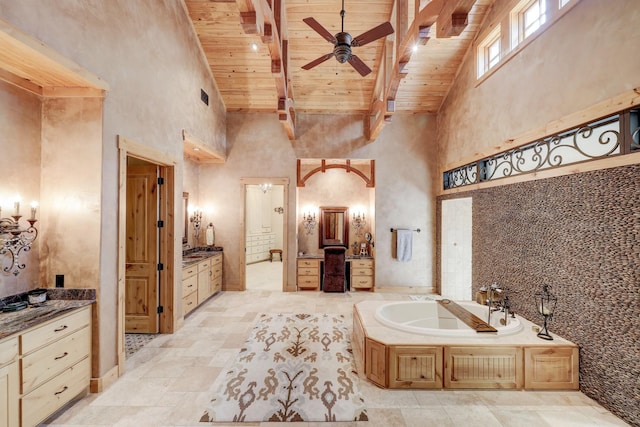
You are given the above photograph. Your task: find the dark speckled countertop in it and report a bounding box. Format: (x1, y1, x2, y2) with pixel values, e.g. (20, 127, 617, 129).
(0, 289, 95, 340)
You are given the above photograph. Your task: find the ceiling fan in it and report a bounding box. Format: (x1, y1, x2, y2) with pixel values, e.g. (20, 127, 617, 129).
(301, 0, 394, 77)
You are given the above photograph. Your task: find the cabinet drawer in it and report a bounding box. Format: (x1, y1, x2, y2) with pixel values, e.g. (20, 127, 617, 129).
(352, 268, 373, 276)
(0, 336, 18, 367)
(197, 259, 211, 272)
(22, 326, 90, 394)
(212, 276, 222, 292)
(297, 259, 319, 268)
(298, 275, 319, 289)
(212, 265, 222, 279)
(181, 274, 198, 297)
(182, 265, 197, 279)
(297, 267, 318, 276)
(352, 276, 374, 289)
(211, 255, 222, 267)
(351, 259, 374, 269)
(21, 356, 90, 427)
(183, 291, 198, 315)
(21, 307, 91, 355)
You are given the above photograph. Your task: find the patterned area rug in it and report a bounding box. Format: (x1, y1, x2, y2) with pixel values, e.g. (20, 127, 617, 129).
(125, 333, 157, 358)
(200, 313, 368, 423)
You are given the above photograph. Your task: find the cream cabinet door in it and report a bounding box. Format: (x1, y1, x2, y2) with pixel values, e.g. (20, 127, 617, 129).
(0, 359, 19, 427)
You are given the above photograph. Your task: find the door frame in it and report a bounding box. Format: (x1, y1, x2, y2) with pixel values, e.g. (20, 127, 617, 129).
(117, 136, 176, 375)
(240, 177, 289, 291)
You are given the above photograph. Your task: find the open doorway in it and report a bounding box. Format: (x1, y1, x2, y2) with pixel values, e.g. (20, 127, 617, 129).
(117, 136, 176, 374)
(240, 178, 288, 291)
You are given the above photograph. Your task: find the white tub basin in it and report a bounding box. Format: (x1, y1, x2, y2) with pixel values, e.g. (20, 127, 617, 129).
(374, 300, 523, 337)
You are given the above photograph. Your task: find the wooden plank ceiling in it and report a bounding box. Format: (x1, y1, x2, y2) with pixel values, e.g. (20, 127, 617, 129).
(184, 0, 494, 139)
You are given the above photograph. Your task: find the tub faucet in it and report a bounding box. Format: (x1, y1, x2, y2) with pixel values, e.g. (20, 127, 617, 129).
(486, 283, 503, 325)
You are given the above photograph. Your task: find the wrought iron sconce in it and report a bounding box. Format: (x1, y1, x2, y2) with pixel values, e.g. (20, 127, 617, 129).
(0, 198, 38, 276)
(535, 284, 557, 340)
(302, 212, 316, 235)
(351, 212, 366, 237)
(189, 208, 202, 245)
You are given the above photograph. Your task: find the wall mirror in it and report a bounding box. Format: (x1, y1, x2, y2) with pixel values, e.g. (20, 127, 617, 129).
(182, 192, 189, 245)
(319, 206, 349, 248)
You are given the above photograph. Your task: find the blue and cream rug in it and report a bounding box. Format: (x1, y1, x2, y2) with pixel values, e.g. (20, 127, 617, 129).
(200, 313, 368, 423)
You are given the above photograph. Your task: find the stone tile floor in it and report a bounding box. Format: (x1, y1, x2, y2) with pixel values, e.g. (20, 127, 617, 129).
(46, 289, 629, 427)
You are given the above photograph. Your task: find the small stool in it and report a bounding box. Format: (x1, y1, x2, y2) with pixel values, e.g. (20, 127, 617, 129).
(269, 249, 283, 262)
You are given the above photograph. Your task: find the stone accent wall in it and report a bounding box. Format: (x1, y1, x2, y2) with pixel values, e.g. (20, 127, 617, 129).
(439, 164, 640, 426)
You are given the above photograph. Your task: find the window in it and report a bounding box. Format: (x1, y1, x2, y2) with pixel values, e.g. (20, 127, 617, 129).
(477, 0, 582, 81)
(511, 0, 547, 48)
(477, 26, 501, 78)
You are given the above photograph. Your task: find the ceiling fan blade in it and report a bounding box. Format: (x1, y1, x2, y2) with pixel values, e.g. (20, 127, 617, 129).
(352, 21, 394, 47)
(347, 55, 372, 77)
(303, 17, 337, 44)
(302, 53, 335, 70)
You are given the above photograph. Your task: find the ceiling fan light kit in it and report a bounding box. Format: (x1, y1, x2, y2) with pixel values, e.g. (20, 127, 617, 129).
(302, 0, 394, 77)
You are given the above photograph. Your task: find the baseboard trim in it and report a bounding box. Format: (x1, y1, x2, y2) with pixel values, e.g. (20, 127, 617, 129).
(90, 364, 119, 393)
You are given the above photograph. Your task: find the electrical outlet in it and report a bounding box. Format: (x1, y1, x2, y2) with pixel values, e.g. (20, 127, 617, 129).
(55, 274, 64, 288)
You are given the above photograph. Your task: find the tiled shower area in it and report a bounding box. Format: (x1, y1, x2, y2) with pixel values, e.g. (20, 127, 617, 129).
(439, 163, 639, 425)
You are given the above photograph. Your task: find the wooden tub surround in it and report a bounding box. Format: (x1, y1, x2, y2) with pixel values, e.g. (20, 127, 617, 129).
(353, 301, 579, 390)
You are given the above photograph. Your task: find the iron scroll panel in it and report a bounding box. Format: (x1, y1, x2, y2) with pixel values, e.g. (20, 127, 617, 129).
(443, 109, 639, 191)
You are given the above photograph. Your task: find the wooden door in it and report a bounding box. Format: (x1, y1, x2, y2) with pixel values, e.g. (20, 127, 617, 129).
(125, 164, 159, 333)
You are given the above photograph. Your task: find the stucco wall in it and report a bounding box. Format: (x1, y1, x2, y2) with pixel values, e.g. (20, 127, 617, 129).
(0, 81, 41, 297)
(438, 0, 640, 170)
(0, 0, 225, 375)
(199, 112, 438, 291)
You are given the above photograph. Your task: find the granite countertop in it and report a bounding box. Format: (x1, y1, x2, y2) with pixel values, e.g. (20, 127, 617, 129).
(297, 254, 373, 260)
(0, 289, 95, 341)
(182, 250, 222, 268)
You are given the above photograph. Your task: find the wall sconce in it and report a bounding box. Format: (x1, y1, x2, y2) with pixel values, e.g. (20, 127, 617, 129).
(259, 183, 272, 193)
(351, 211, 366, 237)
(189, 207, 202, 246)
(302, 212, 316, 235)
(0, 196, 39, 276)
(535, 284, 557, 340)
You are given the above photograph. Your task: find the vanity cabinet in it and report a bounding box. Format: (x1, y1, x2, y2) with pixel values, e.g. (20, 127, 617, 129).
(20, 306, 92, 427)
(182, 253, 223, 316)
(351, 259, 374, 290)
(0, 337, 19, 427)
(297, 258, 320, 290)
(182, 264, 199, 316)
(197, 258, 212, 305)
(211, 255, 223, 293)
(246, 233, 276, 264)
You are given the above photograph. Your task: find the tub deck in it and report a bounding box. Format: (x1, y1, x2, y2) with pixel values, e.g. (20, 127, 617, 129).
(353, 300, 579, 390)
(437, 299, 497, 332)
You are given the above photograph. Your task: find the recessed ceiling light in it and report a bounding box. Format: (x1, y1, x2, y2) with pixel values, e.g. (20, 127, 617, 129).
(193, 147, 201, 151)
(251, 42, 258, 51)
(412, 44, 419, 53)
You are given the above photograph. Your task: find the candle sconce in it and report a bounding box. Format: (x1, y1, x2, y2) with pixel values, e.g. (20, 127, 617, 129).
(351, 212, 366, 237)
(302, 212, 316, 235)
(535, 284, 557, 340)
(0, 200, 38, 276)
(189, 209, 202, 246)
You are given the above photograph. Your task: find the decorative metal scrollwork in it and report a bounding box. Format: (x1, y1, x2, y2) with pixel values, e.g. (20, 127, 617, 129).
(444, 113, 626, 190)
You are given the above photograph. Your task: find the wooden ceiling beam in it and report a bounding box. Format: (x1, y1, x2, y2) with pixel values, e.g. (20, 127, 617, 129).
(368, 0, 447, 140)
(436, 0, 476, 38)
(237, 0, 296, 138)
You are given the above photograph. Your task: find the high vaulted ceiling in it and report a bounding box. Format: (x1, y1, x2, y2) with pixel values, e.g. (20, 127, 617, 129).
(184, 0, 493, 139)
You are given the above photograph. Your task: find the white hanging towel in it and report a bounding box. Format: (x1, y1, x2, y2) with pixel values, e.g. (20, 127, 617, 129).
(396, 229, 413, 262)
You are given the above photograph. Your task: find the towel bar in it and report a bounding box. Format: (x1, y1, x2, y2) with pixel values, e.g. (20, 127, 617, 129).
(390, 228, 421, 233)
